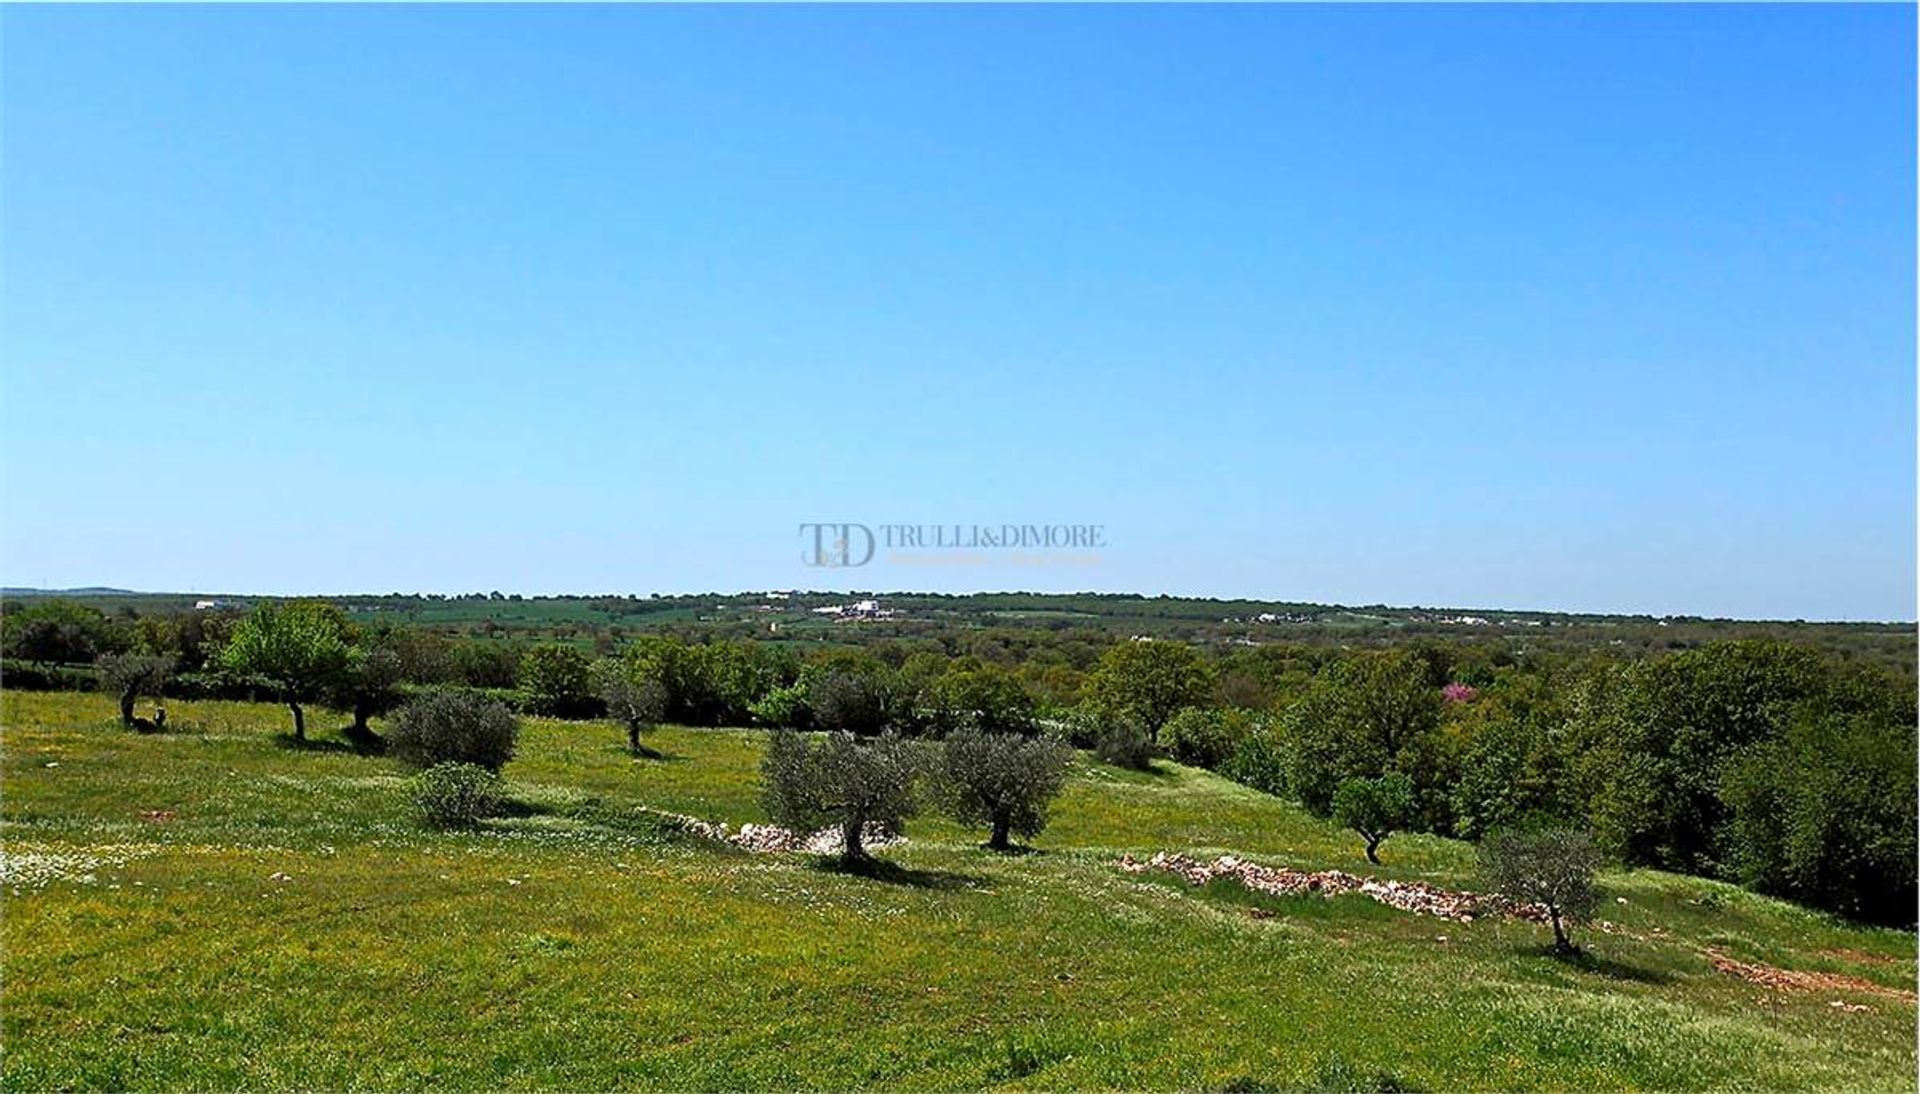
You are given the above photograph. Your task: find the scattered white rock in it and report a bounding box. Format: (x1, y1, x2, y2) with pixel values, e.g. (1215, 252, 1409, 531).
(1118, 852, 1549, 924)
(658, 812, 904, 855)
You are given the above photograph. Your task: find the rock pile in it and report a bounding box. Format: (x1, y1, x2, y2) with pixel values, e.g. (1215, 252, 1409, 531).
(667, 812, 904, 855)
(1118, 851, 1548, 924)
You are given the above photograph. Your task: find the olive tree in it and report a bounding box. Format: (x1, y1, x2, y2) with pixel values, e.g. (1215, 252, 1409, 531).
(219, 601, 354, 742)
(760, 729, 918, 864)
(1479, 826, 1603, 954)
(1332, 772, 1415, 864)
(937, 728, 1072, 850)
(332, 643, 405, 749)
(97, 652, 175, 730)
(593, 656, 669, 754)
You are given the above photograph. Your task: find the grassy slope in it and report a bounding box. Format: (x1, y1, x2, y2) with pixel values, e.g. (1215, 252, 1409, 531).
(3, 691, 1913, 1091)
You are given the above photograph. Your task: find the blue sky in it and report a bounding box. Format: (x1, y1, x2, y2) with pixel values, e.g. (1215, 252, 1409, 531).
(3, 5, 1912, 619)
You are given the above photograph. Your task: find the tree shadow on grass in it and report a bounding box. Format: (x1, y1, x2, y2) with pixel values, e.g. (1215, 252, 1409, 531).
(1536, 945, 1672, 985)
(495, 796, 560, 819)
(335, 727, 388, 757)
(271, 733, 355, 754)
(624, 744, 686, 763)
(809, 856, 987, 891)
(980, 843, 1048, 858)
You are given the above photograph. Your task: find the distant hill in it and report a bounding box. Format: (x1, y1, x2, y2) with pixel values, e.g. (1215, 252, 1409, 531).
(3, 586, 142, 597)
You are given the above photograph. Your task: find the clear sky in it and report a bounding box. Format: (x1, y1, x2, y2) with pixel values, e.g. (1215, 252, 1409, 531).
(3, 4, 1912, 620)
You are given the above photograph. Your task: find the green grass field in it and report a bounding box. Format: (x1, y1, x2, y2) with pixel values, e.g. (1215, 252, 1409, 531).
(4, 690, 1914, 1090)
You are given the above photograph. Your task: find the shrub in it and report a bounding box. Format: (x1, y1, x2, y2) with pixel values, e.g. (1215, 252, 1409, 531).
(1331, 773, 1415, 864)
(805, 666, 893, 736)
(389, 689, 520, 772)
(1479, 825, 1602, 953)
(761, 729, 918, 863)
(1093, 710, 1153, 770)
(937, 728, 1073, 850)
(1161, 706, 1252, 770)
(518, 643, 595, 717)
(412, 762, 504, 828)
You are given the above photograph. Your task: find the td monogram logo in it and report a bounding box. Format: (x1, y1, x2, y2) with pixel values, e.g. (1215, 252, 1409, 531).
(799, 523, 876, 567)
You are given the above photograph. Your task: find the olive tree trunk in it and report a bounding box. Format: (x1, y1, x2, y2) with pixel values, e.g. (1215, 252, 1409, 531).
(840, 812, 867, 865)
(989, 812, 1013, 851)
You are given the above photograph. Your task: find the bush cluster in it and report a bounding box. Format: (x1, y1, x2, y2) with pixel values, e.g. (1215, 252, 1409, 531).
(412, 762, 504, 828)
(388, 689, 520, 772)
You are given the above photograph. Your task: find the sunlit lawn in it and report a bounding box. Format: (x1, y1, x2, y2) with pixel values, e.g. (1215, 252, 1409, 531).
(4, 691, 1913, 1090)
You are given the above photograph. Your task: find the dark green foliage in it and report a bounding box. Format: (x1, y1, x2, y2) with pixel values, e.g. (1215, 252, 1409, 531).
(517, 643, 595, 717)
(411, 762, 504, 829)
(615, 635, 780, 727)
(1280, 651, 1441, 814)
(760, 729, 919, 863)
(1221, 725, 1289, 796)
(1721, 713, 1917, 925)
(389, 689, 520, 772)
(937, 728, 1072, 849)
(331, 640, 406, 747)
(921, 661, 1036, 737)
(1161, 706, 1254, 769)
(95, 652, 174, 729)
(1084, 640, 1214, 742)
(1097, 719, 1153, 770)
(451, 640, 522, 689)
(218, 601, 356, 742)
(1073, 704, 1153, 769)
(1567, 641, 1908, 877)
(2, 599, 123, 665)
(1447, 676, 1576, 841)
(1331, 773, 1415, 864)
(805, 664, 895, 737)
(1479, 825, 1603, 953)
(0, 659, 100, 692)
(674, 640, 775, 726)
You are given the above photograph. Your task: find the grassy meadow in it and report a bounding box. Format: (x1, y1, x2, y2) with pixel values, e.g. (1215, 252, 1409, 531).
(3, 690, 1914, 1090)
